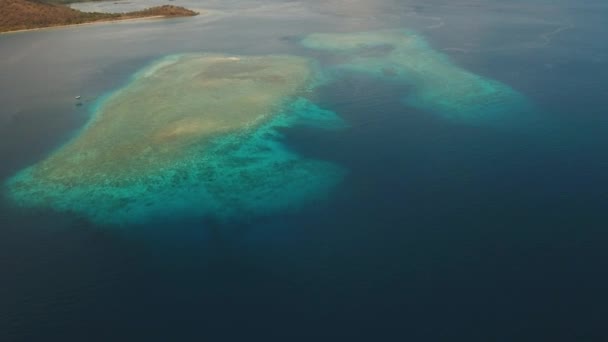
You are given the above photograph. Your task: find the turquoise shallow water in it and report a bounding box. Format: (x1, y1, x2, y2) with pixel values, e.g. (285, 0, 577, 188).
(5, 29, 530, 225)
(7, 71, 347, 225)
(301, 30, 533, 125)
(4, 52, 344, 225)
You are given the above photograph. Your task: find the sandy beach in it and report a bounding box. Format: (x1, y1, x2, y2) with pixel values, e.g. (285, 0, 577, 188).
(0, 15, 172, 34)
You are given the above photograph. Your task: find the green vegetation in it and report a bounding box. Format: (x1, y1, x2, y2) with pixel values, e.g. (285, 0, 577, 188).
(0, 0, 198, 33)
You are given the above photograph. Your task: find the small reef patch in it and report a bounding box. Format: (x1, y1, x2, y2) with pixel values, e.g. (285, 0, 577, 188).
(6, 54, 347, 225)
(301, 30, 530, 124)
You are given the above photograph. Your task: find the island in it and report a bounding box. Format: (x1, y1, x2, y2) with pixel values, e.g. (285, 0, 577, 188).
(0, 0, 198, 33)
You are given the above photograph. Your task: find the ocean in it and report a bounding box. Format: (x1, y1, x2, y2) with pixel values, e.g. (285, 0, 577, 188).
(1, 0, 607, 340)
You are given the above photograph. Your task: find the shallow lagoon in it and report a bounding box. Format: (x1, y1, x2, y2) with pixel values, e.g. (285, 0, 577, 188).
(5, 28, 531, 225)
(1, 0, 608, 340)
(7, 53, 347, 224)
(301, 29, 531, 124)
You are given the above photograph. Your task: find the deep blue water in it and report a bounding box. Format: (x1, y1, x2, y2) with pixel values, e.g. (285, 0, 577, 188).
(1, 0, 608, 340)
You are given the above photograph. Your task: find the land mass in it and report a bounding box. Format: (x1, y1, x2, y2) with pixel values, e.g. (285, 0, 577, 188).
(0, 0, 198, 33)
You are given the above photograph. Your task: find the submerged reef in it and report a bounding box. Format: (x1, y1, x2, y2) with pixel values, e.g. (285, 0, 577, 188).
(302, 30, 530, 123)
(7, 54, 347, 225)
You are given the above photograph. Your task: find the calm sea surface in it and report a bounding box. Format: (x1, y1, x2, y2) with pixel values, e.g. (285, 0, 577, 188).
(1, 0, 608, 340)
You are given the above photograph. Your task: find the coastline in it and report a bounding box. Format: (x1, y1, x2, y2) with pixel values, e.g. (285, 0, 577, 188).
(0, 15, 169, 34)
(0, 0, 200, 35)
